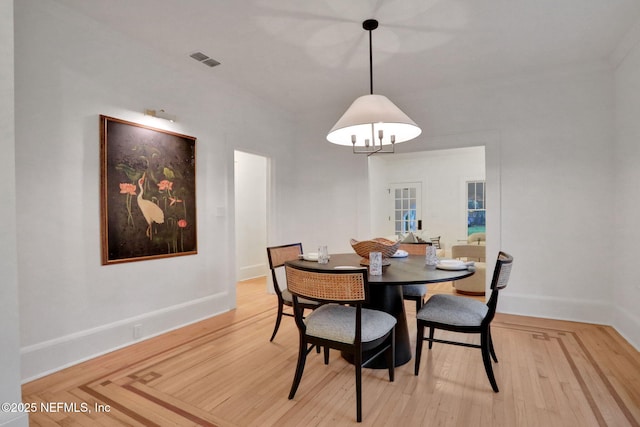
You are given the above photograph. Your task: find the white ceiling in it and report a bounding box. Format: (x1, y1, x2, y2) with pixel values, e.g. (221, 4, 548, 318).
(55, 0, 640, 114)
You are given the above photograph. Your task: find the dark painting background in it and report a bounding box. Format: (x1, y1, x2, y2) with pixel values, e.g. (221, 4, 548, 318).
(102, 117, 197, 263)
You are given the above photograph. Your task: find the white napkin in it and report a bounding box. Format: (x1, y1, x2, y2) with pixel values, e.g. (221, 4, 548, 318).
(391, 249, 409, 258)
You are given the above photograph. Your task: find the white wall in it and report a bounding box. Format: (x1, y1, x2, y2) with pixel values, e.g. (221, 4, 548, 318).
(612, 20, 640, 348)
(0, 2, 28, 425)
(275, 106, 372, 254)
(293, 64, 628, 337)
(14, 0, 296, 380)
(369, 147, 485, 250)
(9, 1, 639, 387)
(234, 151, 268, 281)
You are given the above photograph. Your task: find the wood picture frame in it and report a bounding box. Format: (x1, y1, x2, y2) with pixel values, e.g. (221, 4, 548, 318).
(100, 115, 197, 265)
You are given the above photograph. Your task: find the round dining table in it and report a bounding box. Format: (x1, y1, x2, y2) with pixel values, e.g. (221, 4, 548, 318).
(285, 253, 475, 368)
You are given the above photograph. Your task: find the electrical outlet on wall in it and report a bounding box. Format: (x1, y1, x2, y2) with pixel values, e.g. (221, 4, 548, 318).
(133, 324, 142, 339)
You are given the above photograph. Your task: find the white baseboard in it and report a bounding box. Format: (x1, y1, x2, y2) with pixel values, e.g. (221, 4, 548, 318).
(0, 412, 29, 426)
(499, 292, 639, 351)
(499, 292, 612, 325)
(612, 306, 640, 351)
(238, 263, 267, 281)
(20, 292, 230, 382)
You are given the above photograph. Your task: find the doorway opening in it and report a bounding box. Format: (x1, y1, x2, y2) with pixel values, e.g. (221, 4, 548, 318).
(369, 146, 486, 253)
(234, 150, 269, 282)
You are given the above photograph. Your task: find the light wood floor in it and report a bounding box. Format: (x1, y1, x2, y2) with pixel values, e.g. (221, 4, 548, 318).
(23, 278, 640, 426)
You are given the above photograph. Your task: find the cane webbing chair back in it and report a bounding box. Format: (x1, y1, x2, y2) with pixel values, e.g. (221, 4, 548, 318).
(269, 244, 303, 269)
(481, 251, 513, 326)
(286, 267, 367, 303)
(492, 252, 512, 291)
(398, 242, 428, 256)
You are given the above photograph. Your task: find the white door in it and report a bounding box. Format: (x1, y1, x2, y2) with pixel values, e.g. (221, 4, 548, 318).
(388, 182, 422, 236)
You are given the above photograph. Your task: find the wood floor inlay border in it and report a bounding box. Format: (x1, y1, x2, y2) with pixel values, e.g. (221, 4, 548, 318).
(496, 321, 639, 427)
(70, 318, 640, 426)
(123, 384, 219, 427)
(23, 281, 639, 427)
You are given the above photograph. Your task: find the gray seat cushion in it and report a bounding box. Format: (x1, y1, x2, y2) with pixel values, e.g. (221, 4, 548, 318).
(305, 304, 396, 344)
(282, 289, 319, 306)
(417, 294, 488, 327)
(403, 284, 426, 298)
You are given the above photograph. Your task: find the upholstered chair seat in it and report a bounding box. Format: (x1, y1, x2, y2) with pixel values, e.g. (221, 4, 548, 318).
(402, 284, 427, 298)
(305, 304, 396, 344)
(417, 294, 488, 327)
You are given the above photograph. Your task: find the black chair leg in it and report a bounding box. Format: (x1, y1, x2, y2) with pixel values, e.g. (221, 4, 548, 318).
(488, 327, 498, 363)
(324, 346, 330, 365)
(270, 303, 284, 342)
(415, 323, 424, 375)
(428, 326, 435, 349)
(288, 338, 309, 399)
(481, 331, 499, 392)
(387, 329, 395, 382)
(355, 351, 362, 423)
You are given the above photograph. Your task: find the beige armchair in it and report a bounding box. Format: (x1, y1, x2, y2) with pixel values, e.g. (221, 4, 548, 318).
(467, 232, 486, 245)
(451, 244, 486, 295)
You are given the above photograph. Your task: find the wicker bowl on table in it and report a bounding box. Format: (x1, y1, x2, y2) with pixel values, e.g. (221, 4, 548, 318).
(350, 238, 401, 266)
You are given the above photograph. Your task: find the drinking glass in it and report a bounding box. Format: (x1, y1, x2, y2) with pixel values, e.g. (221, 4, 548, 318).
(425, 244, 438, 267)
(318, 245, 329, 264)
(369, 251, 382, 275)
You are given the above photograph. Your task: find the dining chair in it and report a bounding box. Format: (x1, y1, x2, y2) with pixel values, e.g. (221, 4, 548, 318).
(285, 263, 396, 423)
(414, 251, 513, 392)
(266, 243, 319, 342)
(398, 243, 429, 311)
(429, 236, 442, 249)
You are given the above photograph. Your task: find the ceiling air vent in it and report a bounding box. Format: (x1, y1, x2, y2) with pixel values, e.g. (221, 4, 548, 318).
(202, 58, 221, 67)
(190, 51, 221, 68)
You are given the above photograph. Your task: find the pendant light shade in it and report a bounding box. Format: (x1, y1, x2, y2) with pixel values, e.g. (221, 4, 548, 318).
(327, 19, 421, 154)
(326, 94, 421, 147)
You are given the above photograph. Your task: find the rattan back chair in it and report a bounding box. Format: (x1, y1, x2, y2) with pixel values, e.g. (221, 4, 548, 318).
(266, 243, 319, 342)
(414, 251, 513, 392)
(285, 263, 396, 423)
(398, 243, 429, 311)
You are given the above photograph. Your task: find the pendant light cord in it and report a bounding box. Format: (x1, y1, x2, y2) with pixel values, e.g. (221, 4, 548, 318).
(368, 28, 373, 95)
(363, 19, 378, 95)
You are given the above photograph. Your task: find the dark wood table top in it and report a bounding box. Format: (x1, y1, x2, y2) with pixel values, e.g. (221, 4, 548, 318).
(286, 253, 474, 285)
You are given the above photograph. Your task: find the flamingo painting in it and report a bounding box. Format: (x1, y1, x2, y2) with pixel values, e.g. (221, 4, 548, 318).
(137, 172, 165, 239)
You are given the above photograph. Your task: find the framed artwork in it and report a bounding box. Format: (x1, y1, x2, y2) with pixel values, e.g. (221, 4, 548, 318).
(100, 115, 197, 265)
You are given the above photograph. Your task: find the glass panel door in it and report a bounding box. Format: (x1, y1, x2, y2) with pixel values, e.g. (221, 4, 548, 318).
(389, 183, 422, 235)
